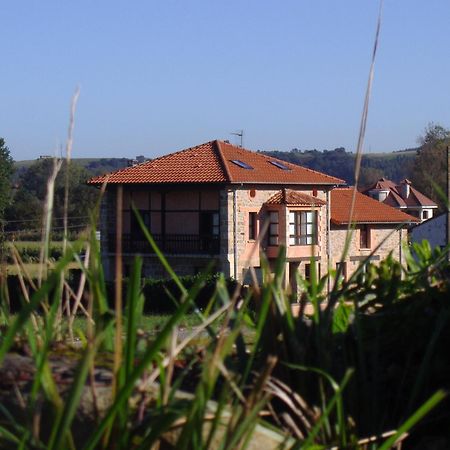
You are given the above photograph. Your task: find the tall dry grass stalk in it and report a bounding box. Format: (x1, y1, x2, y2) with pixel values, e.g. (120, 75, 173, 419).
(39, 158, 63, 286)
(62, 86, 80, 255)
(347, 0, 383, 229)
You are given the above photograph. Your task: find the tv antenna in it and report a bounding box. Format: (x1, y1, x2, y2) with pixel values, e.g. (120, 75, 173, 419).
(230, 130, 244, 148)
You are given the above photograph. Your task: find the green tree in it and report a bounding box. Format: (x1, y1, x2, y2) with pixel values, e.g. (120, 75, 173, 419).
(411, 123, 450, 211)
(359, 167, 384, 187)
(0, 138, 14, 220)
(6, 158, 99, 238)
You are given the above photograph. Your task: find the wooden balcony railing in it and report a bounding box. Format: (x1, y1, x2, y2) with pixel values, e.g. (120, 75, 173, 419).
(108, 233, 220, 255)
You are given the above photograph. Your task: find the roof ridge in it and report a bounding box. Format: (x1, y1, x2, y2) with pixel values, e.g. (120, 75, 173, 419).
(409, 186, 437, 206)
(215, 140, 232, 182)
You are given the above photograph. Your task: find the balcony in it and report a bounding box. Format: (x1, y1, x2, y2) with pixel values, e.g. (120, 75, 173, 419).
(108, 233, 220, 255)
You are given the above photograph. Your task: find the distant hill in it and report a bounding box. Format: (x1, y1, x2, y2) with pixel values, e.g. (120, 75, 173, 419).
(260, 147, 418, 186)
(13, 157, 132, 180)
(14, 148, 418, 187)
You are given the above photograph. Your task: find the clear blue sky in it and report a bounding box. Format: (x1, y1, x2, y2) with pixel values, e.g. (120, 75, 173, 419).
(1, 0, 450, 161)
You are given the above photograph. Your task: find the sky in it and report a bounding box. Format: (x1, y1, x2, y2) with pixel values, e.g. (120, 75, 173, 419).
(1, 0, 450, 161)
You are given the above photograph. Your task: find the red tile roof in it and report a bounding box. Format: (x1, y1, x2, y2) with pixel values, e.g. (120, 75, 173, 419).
(362, 178, 437, 208)
(88, 140, 345, 186)
(266, 189, 325, 206)
(331, 188, 420, 225)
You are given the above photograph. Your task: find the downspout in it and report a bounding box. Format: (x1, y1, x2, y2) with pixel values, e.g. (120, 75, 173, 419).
(326, 189, 331, 294)
(233, 189, 238, 280)
(399, 227, 403, 268)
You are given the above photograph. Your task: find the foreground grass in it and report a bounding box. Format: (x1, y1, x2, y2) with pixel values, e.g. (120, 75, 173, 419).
(4, 262, 79, 276)
(59, 313, 207, 336)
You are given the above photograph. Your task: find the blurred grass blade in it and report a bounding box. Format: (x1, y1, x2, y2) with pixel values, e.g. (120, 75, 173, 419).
(378, 390, 446, 450)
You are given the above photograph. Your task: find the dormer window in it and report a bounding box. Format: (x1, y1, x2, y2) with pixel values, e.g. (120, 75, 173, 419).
(231, 160, 253, 170)
(269, 161, 291, 171)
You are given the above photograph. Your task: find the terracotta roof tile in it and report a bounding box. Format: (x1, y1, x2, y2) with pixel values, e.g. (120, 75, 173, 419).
(217, 141, 345, 185)
(405, 186, 437, 208)
(88, 141, 226, 184)
(331, 188, 420, 225)
(88, 140, 345, 186)
(266, 189, 326, 206)
(361, 178, 437, 209)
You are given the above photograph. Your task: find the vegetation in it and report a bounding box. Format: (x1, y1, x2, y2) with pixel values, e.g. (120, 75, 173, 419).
(0, 211, 449, 448)
(0, 138, 14, 221)
(5, 158, 101, 237)
(411, 123, 450, 211)
(260, 147, 417, 187)
(1, 124, 449, 447)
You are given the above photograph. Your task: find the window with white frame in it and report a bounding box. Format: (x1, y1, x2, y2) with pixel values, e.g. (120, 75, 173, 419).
(268, 211, 279, 245)
(289, 211, 317, 245)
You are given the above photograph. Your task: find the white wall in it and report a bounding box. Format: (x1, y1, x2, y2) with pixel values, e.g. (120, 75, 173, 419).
(411, 214, 447, 249)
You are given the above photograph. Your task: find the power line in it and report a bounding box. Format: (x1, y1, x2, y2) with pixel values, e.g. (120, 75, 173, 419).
(4, 215, 91, 224)
(3, 224, 90, 235)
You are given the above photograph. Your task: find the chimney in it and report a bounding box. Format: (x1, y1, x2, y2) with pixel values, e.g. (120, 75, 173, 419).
(399, 179, 411, 199)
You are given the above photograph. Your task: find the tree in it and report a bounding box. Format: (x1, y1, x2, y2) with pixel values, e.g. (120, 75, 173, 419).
(411, 123, 450, 211)
(0, 138, 14, 220)
(6, 158, 100, 238)
(359, 167, 384, 187)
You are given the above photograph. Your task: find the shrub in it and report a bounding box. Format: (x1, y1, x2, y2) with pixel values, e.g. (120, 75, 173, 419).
(105, 273, 238, 314)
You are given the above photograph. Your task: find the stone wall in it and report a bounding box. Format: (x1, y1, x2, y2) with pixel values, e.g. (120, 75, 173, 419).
(101, 185, 408, 287)
(223, 186, 330, 284)
(330, 224, 405, 279)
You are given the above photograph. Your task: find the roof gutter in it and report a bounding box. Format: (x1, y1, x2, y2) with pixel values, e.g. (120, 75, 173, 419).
(227, 181, 346, 186)
(332, 220, 419, 226)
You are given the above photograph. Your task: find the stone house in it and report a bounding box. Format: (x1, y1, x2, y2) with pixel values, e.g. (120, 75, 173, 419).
(88, 140, 419, 290)
(329, 188, 419, 281)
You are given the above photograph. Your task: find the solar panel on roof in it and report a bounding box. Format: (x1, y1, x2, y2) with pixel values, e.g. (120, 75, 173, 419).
(269, 161, 291, 170)
(231, 160, 254, 170)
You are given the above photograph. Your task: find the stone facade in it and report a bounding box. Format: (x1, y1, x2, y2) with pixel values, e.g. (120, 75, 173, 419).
(329, 225, 405, 280)
(220, 185, 330, 286)
(100, 184, 408, 292)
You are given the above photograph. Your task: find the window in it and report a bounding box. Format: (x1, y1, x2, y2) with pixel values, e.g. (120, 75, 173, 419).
(268, 211, 279, 245)
(305, 262, 320, 282)
(230, 160, 254, 170)
(422, 210, 429, 220)
(336, 262, 347, 281)
(248, 212, 257, 240)
(131, 210, 150, 240)
(200, 212, 219, 236)
(360, 225, 371, 249)
(289, 211, 318, 245)
(269, 160, 291, 170)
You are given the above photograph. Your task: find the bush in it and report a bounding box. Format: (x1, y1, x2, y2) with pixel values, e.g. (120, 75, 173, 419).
(141, 273, 237, 313)
(105, 273, 238, 314)
(5, 270, 83, 312)
(5, 242, 67, 263)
